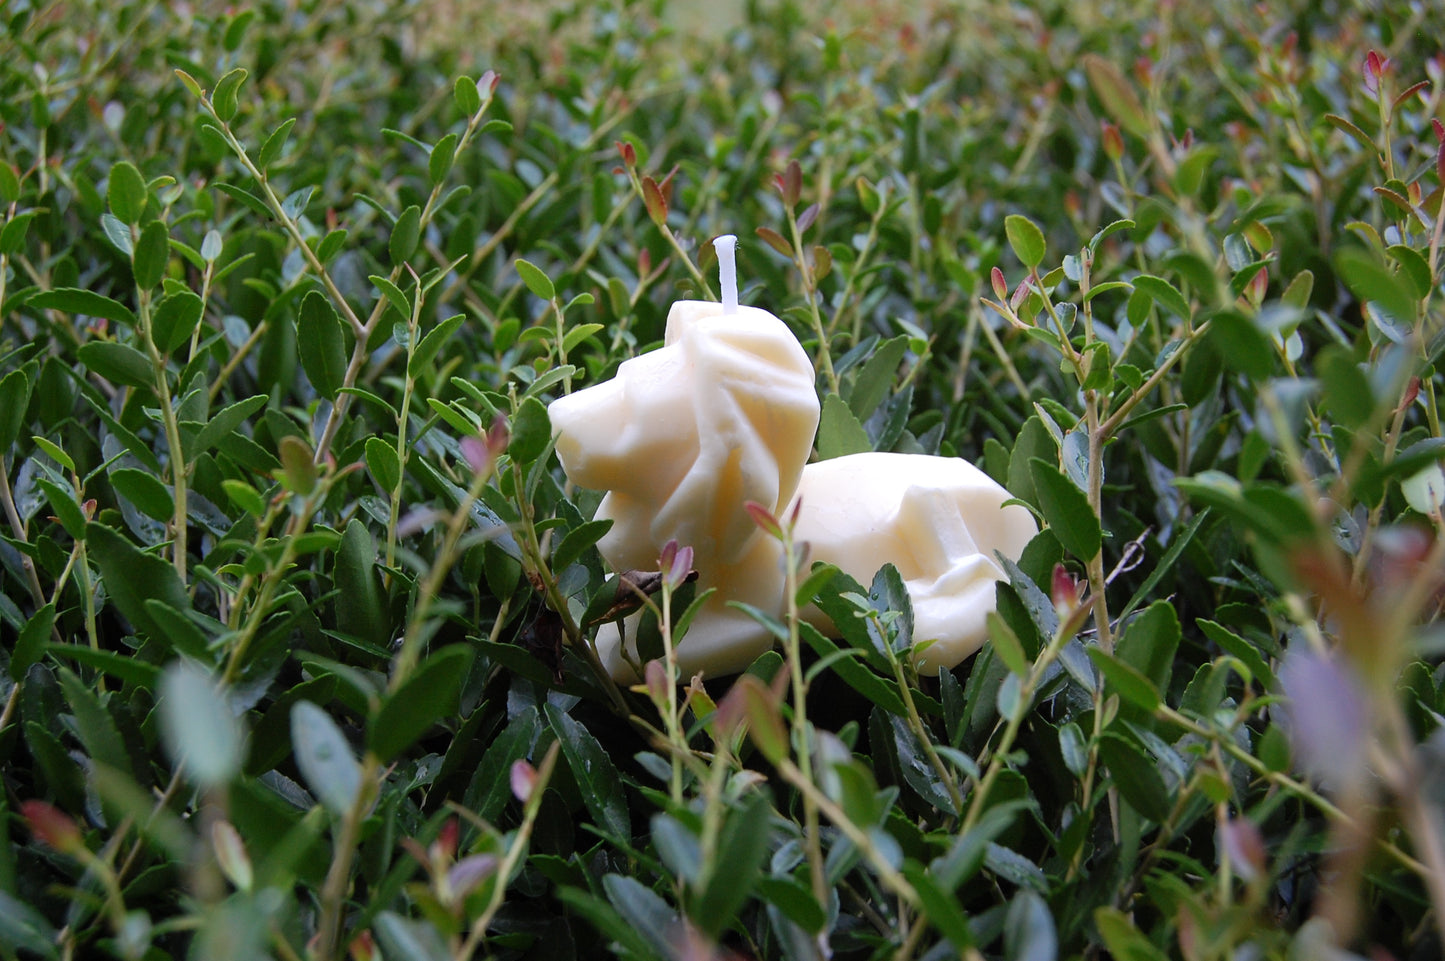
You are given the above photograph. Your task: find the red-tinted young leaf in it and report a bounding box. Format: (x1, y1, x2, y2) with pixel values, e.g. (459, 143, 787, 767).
(782, 159, 802, 208)
(1101, 119, 1124, 160)
(796, 202, 818, 233)
(641, 175, 667, 225)
(755, 226, 792, 257)
(991, 266, 1009, 300)
(615, 139, 636, 167)
(22, 800, 83, 855)
(745, 500, 783, 539)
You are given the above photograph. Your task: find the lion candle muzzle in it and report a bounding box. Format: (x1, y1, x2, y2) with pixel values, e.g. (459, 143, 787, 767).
(548, 237, 1037, 681)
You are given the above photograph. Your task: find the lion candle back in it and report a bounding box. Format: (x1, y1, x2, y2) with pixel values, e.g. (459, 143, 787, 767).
(548, 235, 822, 678)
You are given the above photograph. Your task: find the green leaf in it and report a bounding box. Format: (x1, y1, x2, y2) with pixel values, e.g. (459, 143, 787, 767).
(429, 132, 458, 186)
(454, 75, 482, 115)
(1318, 345, 1375, 429)
(515, 258, 555, 300)
(277, 435, 317, 494)
(0, 162, 20, 204)
(58, 666, 132, 774)
(333, 519, 390, 648)
(0, 891, 60, 959)
(817, 392, 871, 459)
(77, 341, 153, 389)
(509, 395, 552, 465)
(297, 291, 347, 400)
(1087, 648, 1159, 713)
(603, 874, 676, 956)
(371, 274, 411, 317)
(45, 643, 162, 689)
(290, 701, 361, 817)
(12, 603, 55, 680)
(1028, 458, 1101, 561)
(364, 436, 401, 493)
(1205, 309, 1273, 380)
(1131, 274, 1191, 320)
(160, 661, 242, 788)
(1005, 214, 1046, 269)
(696, 792, 772, 938)
(30, 288, 136, 327)
(1004, 890, 1056, 961)
(847, 334, 908, 421)
(107, 161, 147, 225)
(561, 321, 605, 355)
(1198, 619, 1273, 688)
(214, 182, 271, 219)
(552, 518, 613, 571)
(1095, 907, 1171, 961)
(87, 523, 192, 640)
(374, 911, 450, 961)
(0, 368, 31, 451)
(545, 703, 630, 840)
(257, 117, 297, 170)
(389, 204, 421, 264)
(370, 646, 473, 762)
(132, 219, 169, 290)
(903, 862, 976, 948)
(408, 313, 465, 379)
(110, 467, 175, 522)
(987, 612, 1029, 677)
(799, 622, 908, 717)
(36, 477, 85, 540)
(1116, 600, 1180, 702)
(152, 290, 205, 354)
(0, 210, 38, 255)
(1099, 732, 1171, 823)
(212, 67, 249, 122)
(464, 707, 540, 821)
(190, 393, 266, 458)
(1336, 246, 1419, 337)
(102, 212, 132, 256)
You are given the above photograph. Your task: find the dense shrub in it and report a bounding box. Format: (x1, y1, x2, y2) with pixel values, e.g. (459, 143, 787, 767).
(3, 0, 1445, 958)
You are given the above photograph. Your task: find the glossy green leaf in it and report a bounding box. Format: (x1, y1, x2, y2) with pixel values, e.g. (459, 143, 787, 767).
(77, 341, 153, 389)
(131, 219, 169, 290)
(107, 161, 147, 224)
(297, 291, 347, 400)
(817, 392, 871, 460)
(87, 523, 191, 640)
(290, 701, 361, 817)
(515, 257, 555, 300)
(160, 661, 243, 787)
(370, 646, 473, 762)
(545, 703, 629, 841)
(1005, 214, 1046, 269)
(389, 204, 421, 264)
(1029, 458, 1101, 561)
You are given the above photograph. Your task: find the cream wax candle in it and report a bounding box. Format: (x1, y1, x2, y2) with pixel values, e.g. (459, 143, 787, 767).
(548, 235, 1036, 680)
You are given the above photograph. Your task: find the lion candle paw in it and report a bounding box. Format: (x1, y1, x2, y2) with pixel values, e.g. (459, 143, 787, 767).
(547, 234, 1035, 681)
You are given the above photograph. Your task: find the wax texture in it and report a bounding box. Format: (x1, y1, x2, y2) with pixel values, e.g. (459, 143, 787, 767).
(548, 300, 1037, 679)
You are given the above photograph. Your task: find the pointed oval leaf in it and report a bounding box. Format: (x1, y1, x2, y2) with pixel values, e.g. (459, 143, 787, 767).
(290, 701, 361, 816)
(160, 661, 243, 788)
(545, 703, 629, 840)
(1028, 458, 1101, 561)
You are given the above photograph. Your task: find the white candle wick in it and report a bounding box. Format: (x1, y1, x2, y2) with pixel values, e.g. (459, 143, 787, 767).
(714, 234, 738, 314)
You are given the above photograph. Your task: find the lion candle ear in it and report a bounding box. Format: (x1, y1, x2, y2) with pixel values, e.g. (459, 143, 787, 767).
(713, 234, 738, 314)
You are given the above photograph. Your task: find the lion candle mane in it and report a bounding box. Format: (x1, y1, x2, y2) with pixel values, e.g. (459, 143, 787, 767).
(548, 235, 1037, 681)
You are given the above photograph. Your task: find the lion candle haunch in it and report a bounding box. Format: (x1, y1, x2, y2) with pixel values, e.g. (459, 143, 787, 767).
(547, 235, 1037, 680)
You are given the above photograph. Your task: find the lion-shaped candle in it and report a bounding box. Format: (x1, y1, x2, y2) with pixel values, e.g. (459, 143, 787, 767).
(548, 235, 1036, 680)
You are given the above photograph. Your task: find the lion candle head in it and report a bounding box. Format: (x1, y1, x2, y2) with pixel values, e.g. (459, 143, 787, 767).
(547, 235, 822, 677)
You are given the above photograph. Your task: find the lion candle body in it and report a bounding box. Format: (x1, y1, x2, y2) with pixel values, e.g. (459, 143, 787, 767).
(548, 236, 1036, 680)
